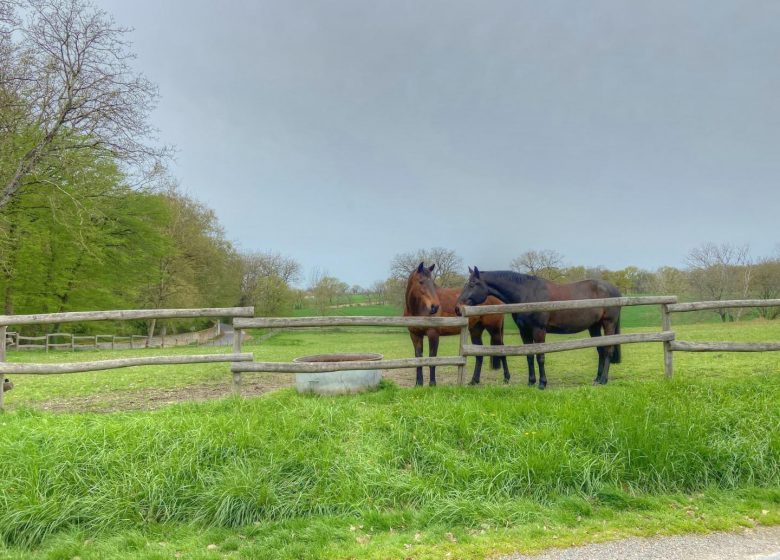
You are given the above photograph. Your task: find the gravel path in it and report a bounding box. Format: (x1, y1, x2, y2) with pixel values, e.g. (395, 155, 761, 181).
(499, 526, 780, 560)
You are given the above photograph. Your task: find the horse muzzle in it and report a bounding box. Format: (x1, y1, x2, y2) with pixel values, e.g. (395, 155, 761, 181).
(430, 304, 439, 315)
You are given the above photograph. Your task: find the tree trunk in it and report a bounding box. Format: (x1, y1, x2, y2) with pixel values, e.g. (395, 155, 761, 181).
(147, 318, 157, 346)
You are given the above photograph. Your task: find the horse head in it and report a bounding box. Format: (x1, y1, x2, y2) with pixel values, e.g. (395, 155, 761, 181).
(405, 262, 440, 316)
(455, 266, 489, 315)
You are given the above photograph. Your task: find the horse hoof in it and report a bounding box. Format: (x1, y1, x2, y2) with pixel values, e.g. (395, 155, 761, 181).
(429, 381, 437, 387)
(503, 378, 510, 384)
(468, 380, 479, 386)
(538, 384, 546, 390)
(528, 381, 536, 387)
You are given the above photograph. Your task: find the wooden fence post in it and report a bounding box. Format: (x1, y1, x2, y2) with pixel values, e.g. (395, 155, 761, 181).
(458, 324, 469, 385)
(661, 304, 673, 378)
(0, 326, 6, 411)
(232, 327, 243, 395)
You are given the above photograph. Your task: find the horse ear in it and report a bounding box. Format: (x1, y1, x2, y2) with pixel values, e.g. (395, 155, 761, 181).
(417, 262, 425, 273)
(473, 266, 480, 278)
(428, 264, 435, 272)
(468, 266, 473, 274)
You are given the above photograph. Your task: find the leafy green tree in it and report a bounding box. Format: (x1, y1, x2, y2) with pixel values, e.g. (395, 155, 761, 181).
(0, 0, 168, 211)
(138, 188, 243, 337)
(239, 251, 301, 316)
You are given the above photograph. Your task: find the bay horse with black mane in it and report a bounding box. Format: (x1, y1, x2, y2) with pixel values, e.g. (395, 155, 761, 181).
(405, 263, 510, 386)
(456, 267, 622, 389)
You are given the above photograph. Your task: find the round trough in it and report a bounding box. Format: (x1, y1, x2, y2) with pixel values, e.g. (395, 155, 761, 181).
(293, 353, 383, 395)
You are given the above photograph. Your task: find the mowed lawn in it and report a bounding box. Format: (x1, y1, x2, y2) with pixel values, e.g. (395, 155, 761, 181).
(0, 311, 778, 559)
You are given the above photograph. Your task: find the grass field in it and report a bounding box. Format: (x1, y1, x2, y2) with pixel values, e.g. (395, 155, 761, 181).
(0, 313, 779, 559)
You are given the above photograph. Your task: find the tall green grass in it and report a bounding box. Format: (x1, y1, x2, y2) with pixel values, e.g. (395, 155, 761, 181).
(1, 375, 778, 549)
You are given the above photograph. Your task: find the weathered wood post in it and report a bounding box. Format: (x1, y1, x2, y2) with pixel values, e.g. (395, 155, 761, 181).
(232, 325, 243, 395)
(458, 323, 469, 385)
(661, 304, 673, 378)
(0, 325, 6, 411)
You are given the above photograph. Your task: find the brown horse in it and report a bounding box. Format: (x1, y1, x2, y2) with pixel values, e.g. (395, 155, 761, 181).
(456, 267, 622, 389)
(405, 262, 509, 386)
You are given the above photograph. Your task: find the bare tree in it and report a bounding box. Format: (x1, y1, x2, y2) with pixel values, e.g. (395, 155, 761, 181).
(239, 251, 301, 311)
(389, 247, 464, 287)
(307, 268, 348, 314)
(0, 0, 169, 211)
(653, 266, 690, 297)
(752, 255, 780, 319)
(509, 249, 565, 280)
(686, 243, 752, 321)
(370, 280, 387, 305)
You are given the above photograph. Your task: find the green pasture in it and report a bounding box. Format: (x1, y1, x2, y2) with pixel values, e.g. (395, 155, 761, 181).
(3, 313, 779, 406)
(0, 316, 779, 559)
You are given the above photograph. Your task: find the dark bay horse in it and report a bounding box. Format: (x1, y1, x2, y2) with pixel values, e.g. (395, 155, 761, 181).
(405, 263, 510, 386)
(456, 267, 622, 389)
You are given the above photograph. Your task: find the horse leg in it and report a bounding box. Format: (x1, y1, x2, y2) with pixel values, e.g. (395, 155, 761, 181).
(599, 319, 618, 385)
(589, 325, 605, 384)
(428, 330, 439, 386)
(410, 331, 425, 386)
(489, 327, 510, 383)
(520, 329, 536, 386)
(533, 327, 547, 389)
(469, 331, 484, 385)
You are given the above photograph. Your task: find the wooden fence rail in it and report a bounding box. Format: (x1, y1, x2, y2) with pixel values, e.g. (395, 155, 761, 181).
(234, 316, 468, 329)
(461, 332, 675, 357)
(0, 353, 254, 375)
(234, 357, 466, 374)
(667, 299, 780, 313)
(0, 307, 255, 327)
(459, 296, 678, 317)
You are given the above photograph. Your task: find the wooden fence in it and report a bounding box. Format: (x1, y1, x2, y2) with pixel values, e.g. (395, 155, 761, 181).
(5, 323, 224, 351)
(665, 299, 780, 376)
(3, 298, 780, 411)
(0, 307, 255, 410)
(230, 315, 468, 384)
(454, 296, 780, 379)
(233, 296, 780, 384)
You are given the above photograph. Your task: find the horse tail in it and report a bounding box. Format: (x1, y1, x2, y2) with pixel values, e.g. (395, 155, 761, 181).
(612, 317, 622, 364)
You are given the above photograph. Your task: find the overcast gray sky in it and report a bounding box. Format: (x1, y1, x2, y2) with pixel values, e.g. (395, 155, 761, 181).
(98, 0, 780, 287)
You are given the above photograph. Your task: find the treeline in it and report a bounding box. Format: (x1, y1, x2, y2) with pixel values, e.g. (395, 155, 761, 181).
(0, 1, 251, 336)
(373, 246, 780, 321)
(0, 176, 246, 334)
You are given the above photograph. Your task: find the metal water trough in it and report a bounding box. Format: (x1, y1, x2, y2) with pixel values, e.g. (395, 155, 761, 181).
(293, 353, 383, 395)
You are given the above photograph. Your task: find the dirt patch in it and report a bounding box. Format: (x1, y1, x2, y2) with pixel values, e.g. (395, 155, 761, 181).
(32, 368, 521, 413)
(31, 363, 655, 414)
